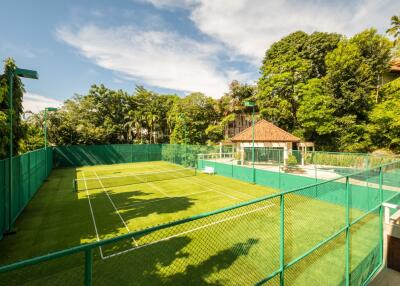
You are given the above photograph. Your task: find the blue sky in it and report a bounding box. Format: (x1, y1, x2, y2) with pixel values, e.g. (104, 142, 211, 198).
(1, 0, 399, 113)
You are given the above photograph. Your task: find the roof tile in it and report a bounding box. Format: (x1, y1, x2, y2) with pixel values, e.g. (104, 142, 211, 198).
(230, 119, 301, 142)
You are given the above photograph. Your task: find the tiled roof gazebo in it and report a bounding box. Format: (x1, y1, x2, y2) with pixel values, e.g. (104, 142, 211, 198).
(223, 119, 313, 165)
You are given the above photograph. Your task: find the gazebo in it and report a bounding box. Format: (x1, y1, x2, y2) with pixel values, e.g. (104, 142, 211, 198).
(221, 119, 314, 165)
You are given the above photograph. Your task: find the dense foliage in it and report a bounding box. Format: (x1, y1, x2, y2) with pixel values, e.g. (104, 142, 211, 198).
(258, 29, 393, 152)
(0, 58, 26, 158)
(1, 17, 400, 159)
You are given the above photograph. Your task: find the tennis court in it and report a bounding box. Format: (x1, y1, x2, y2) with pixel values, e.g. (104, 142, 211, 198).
(0, 145, 398, 286)
(74, 161, 278, 259)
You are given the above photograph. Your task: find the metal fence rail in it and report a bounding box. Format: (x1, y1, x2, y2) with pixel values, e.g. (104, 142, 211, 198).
(0, 157, 399, 285)
(1, 145, 399, 285)
(0, 147, 52, 238)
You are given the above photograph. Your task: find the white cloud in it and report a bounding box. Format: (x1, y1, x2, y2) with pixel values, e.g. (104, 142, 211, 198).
(23, 93, 63, 114)
(57, 25, 246, 98)
(140, 0, 197, 10)
(58, 0, 398, 98)
(145, 0, 400, 63)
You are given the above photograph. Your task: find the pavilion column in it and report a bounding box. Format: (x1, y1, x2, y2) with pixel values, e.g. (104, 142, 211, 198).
(283, 143, 289, 167)
(240, 144, 245, 164)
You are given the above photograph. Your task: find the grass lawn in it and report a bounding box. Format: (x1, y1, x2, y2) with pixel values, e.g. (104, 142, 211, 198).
(0, 161, 380, 285)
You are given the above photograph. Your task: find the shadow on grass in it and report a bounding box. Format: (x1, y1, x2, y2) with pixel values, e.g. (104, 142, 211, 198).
(1, 236, 260, 285)
(78, 185, 198, 257)
(93, 236, 260, 285)
(0, 167, 95, 266)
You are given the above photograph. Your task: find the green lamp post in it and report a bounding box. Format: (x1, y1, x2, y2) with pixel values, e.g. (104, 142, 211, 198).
(244, 100, 256, 183)
(44, 107, 57, 176)
(6, 67, 38, 234)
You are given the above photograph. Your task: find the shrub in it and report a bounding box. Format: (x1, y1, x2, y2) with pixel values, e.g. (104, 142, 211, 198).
(287, 154, 298, 166)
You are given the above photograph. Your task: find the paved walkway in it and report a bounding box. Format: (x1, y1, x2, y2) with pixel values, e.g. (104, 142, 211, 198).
(369, 268, 400, 286)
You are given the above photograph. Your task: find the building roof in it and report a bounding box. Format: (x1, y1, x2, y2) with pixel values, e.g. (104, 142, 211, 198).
(390, 59, 400, 73)
(230, 119, 301, 143)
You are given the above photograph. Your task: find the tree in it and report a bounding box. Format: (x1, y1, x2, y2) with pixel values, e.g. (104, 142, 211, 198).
(296, 79, 337, 149)
(19, 113, 45, 153)
(387, 15, 400, 57)
(387, 15, 400, 42)
(258, 32, 312, 131)
(368, 78, 400, 152)
(322, 29, 392, 151)
(325, 40, 375, 118)
(257, 31, 340, 132)
(169, 93, 217, 144)
(0, 58, 26, 158)
(301, 32, 341, 77)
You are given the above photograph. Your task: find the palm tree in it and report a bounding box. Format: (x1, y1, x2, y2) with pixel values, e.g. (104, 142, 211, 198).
(387, 15, 400, 43)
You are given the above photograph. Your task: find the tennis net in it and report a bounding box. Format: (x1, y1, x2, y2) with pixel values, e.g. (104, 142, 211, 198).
(73, 168, 196, 192)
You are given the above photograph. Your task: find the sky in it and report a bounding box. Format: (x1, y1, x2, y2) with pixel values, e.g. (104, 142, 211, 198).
(1, 0, 399, 113)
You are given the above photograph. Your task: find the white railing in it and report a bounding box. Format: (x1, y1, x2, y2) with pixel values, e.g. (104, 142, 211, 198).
(198, 153, 234, 160)
(383, 202, 400, 225)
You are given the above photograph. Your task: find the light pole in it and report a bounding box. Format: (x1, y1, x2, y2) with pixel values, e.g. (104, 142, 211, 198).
(44, 107, 57, 176)
(244, 101, 256, 183)
(6, 67, 38, 234)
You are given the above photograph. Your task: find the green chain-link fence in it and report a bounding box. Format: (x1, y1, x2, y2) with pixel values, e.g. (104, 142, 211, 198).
(0, 147, 52, 238)
(0, 160, 398, 285)
(0, 144, 399, 285)
(198, 149, 399, 191)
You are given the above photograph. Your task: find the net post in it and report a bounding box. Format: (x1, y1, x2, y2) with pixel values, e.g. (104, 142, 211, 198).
(279, 193, 285, 285)
(345, 176, 350, 286)
(73, 179, 77, 193)
(85, 248, 93, 286)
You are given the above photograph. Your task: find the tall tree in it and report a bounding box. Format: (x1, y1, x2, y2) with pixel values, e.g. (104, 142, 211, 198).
(169, 93, 217, 144)
(387, 15, 400, 57)
(0, 58, 26, 158)
(387, 15, 400, 42)
(296, 78, 338, 149)
(257, 31, 340, 132)
(368, 78, 400, 152)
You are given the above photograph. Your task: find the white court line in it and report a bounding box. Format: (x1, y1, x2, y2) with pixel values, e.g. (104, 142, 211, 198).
(123, 170, 174, 198)
(156, 165, 242, 201)
(147, 181, 171, 198)
(191, 176, 256, 199)
(161, 164, 257, 199)
(102, 203, 275, 259)
(94, 171, 138, 248)
(186, 178, 242, 201)
(170, 165, 260, 200)
(82, 171, 105, 259)
(77, 168, 192, 182)
(118, 190, 215, 209)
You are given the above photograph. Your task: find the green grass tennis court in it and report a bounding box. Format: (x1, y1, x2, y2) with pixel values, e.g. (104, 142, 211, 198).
(0, 160, 382, 285)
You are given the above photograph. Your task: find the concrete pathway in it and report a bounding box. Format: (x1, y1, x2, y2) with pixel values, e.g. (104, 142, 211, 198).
(369, 268, 400, 286)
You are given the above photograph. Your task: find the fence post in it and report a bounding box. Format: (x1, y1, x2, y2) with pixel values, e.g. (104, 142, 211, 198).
(280, 194, 285, 286)
(379, 166, 383, 265)
(345, 176, 350, 286)
(85, 249, 93, 286)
